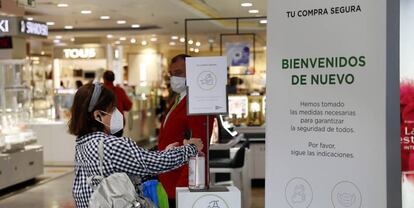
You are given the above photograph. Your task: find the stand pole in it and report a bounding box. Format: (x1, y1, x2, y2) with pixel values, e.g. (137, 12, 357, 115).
(206, 115, 210, 189)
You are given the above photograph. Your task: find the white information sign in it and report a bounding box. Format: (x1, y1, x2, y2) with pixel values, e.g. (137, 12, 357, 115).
(266, 0, 400, 208)
(186, 56, 228, 115)
(176, 186, 241, 208)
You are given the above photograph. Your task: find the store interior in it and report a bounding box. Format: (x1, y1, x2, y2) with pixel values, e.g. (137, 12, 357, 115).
(0, 1, 267, 207)
(0, 0, 413, 207)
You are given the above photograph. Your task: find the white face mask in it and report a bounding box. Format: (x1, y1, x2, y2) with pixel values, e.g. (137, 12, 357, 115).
(170, 76, 187, 93)
(96, 108, 124, 135)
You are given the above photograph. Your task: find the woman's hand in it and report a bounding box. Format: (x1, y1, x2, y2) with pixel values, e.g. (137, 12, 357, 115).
(165, 142, 179, 150)
(184, 138, 203, 152)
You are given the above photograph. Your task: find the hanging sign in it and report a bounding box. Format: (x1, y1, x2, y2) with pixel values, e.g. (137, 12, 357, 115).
(186, 56, 228, 115)
(20, 20, 48, 37)
(0, 16, 47, 38)
(266, 0, 400, 208)
(0, 19, 9, 33)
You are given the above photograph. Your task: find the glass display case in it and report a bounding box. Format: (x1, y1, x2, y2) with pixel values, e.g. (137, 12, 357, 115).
(30, 56, 55, 121)
(53, 88, 76, 121)
(0, 60, 36, 153)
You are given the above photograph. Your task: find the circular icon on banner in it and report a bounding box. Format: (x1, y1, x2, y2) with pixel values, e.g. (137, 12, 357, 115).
(197, 71, 217, 91)
(285, 177, 313, 208)
(331, 181, 362, 208)
(192, 194, 229, 208)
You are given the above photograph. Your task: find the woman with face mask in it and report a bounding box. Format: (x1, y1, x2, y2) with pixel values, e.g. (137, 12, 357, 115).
(69, 83, 203, 208)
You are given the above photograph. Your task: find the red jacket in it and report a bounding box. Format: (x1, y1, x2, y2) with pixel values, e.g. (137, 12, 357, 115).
(158, 96, 214, 199)
(103, 82, 132, 114)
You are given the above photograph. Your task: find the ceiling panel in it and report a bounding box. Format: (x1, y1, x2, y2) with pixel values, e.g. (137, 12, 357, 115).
(24, 0, 267, 47)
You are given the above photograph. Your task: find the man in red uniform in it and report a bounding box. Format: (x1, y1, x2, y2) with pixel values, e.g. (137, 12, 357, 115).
(158, 54, 214, 207)
(103, 70, 133, 137)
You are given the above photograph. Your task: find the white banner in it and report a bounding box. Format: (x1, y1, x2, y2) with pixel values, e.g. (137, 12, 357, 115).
(266, 0, 400, 208)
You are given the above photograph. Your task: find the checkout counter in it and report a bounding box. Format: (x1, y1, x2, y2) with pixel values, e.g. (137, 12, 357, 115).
(225, 94, 266, 181)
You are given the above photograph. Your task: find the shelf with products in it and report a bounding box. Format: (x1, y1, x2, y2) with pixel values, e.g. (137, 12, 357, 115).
(225, 94, 266, 128)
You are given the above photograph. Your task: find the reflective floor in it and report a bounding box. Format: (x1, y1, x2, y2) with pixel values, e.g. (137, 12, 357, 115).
(0, 170, 265, 208)
(0, 172, 75, 208)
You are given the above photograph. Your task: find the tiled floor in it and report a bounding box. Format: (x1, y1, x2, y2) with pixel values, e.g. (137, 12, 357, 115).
(0, 171, 266, 208)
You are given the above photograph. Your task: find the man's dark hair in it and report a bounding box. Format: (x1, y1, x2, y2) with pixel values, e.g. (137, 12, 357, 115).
(103, 70, 115, 82)
(68, 83, 116, 137)
(75, 80, 83, 89)
(171, 54, 191, 64)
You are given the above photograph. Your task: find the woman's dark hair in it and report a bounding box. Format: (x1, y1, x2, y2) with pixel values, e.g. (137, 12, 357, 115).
(68, 83, 116, 137)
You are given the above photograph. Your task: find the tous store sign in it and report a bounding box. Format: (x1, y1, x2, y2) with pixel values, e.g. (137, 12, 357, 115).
(63, 48, 96, 59)
(54, 47, 106, 59)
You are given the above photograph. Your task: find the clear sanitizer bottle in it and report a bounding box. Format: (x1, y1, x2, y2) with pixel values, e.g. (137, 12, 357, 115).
(189, 150, 205, 190)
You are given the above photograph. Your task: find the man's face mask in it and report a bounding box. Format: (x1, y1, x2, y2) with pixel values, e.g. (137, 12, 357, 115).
(170, 76, 186, 93)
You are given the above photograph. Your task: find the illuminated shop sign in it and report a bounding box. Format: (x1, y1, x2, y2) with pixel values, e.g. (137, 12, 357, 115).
(0, 17, 48, 38)
(63, 48, 97, 59)
(0, 20, 9, 33)
(20, 20, 48, 37)
(54, 47, 106, 59)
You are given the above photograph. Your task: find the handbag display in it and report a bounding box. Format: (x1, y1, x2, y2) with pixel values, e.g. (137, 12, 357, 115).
(88, 138, 157, 208)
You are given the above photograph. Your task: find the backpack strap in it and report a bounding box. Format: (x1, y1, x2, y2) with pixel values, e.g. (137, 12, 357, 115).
(98, 138, 104, 177)
(87, 138, 105, 189)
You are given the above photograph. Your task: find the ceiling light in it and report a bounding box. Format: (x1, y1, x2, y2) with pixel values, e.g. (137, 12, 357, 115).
(150, 37, 157, 42)
(53, 39, 60, 44)
(100, 16, 110, 20)
(64, 25, 73, 29)
(169, 41, 176, 46)
(70, 37, 75, 42)
(188, 39, 194, 45)
(131, 24, 140, 28)
(46, 22, 55, 26)
(107, 34, 113, 39)
(195, 48, 200, 53)
(27, 17, 34, 21)
(55, 35, 62, 39)
(195, 41, 201, 47)
(189, 47, 194, 52)
(171, 36, 178, 40)
(117, 20, 126, 24)
(81, 10, 92, 14)
(130, 38, 136, 44)
(241, 2, 253, 7)
(57, 3, 68, 7)
(248, 9, 259, 14)
(141, 40, 148, 46)
(41, 51, 45, 55)
(119, 37, 126, 41)
(179, 37, 185, 43)
(260, 19, 267, 24)
(115, 41, 121, 44)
